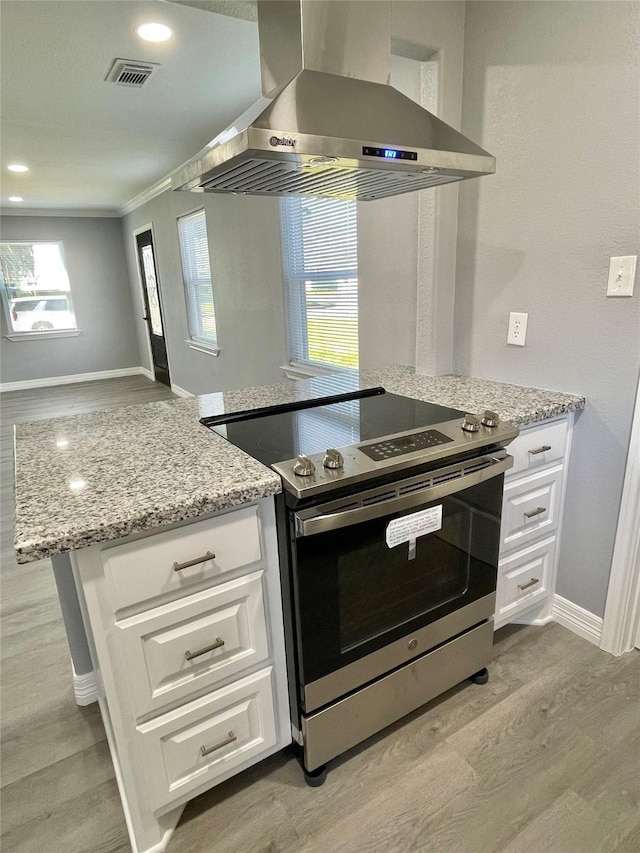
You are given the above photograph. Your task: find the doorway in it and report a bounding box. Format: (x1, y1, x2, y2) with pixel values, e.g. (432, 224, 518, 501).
(600, 368, 640, 655)
(134, 226, 170, 387)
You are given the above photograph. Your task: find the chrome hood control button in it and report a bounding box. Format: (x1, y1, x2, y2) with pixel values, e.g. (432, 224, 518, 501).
(461, 414, 481, 433)
(294, 455, 316, 477)
(481, 410, 499, 428)
(323, 448, 344, 469)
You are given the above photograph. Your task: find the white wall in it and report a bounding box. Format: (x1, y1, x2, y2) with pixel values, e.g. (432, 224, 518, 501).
(0, 215, 140, 384)
(122, 190, 288, 395)
(455, 0, 640, 617)
(360, 0, 467, 374)
(393, 0, 466, 376)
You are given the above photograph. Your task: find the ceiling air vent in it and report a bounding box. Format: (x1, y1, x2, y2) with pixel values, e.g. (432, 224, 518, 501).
(105, 58, 159, 88)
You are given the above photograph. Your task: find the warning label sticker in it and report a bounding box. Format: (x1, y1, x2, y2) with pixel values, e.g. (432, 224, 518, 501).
(385, 505, 443, 548)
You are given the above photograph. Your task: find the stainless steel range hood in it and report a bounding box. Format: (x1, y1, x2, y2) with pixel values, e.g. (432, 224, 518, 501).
(172, 0, 495, 201)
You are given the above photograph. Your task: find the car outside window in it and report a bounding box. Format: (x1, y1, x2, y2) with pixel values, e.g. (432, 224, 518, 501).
(1, 242, 77, 335)
(44, 299, 69, 311)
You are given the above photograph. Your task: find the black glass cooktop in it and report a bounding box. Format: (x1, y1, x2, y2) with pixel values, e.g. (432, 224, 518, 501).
(202, 388, 466, 468)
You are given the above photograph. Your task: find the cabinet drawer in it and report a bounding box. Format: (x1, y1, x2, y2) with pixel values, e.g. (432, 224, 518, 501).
(501, 465, 562, 552)
(136, 667, 276, 809)
(507, 419, 568, 478)
(102, 505, 262, 612)
(115, 571, 269, 718)
(496, 536, 556, 619)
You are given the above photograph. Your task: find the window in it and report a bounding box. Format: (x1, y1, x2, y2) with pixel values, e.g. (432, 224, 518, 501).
(0, 241, 77, 335)
(177, 209, 218, 349)
(280, 196, 358, 372)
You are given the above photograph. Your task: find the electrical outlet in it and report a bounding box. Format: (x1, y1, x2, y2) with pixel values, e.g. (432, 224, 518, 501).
(507, 312, 528, 346)
(607, 256, 636, 297)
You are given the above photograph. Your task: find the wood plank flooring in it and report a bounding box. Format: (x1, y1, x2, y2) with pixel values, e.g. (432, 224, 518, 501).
(1, 377, 639, 853)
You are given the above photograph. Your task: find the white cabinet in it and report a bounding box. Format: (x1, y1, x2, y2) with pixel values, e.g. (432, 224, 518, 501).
(114, 570, 270, 718)
(136, 667, 277, 810)
(495, 416, 572, 628)
(102, 504, 262, 612)
(501, 464, 563, 551)
(496, 536, 556, 620)
(71, 497, 290, 853)
(508, 418, 568, 477)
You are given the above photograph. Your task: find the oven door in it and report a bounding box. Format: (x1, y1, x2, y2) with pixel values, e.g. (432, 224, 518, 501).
(290, 451, 512, 712)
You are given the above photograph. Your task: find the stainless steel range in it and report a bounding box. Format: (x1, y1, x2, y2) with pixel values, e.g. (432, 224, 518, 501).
(201, 387, 518, 784)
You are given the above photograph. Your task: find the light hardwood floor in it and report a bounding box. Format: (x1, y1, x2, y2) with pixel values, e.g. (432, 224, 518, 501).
(1, 377, 639, 853)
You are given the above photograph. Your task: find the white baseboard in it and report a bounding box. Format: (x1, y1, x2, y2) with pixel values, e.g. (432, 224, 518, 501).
(73, 667, 99, 706)
(170, 383, 193, 398)
(512, 613, 555, 627)
(551, 594, 603, 646)
(0, 366, 155, 393)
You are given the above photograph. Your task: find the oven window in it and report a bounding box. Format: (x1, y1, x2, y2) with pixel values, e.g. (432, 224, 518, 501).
(293, 476, 502, 687)
(338, 500, 471, 651)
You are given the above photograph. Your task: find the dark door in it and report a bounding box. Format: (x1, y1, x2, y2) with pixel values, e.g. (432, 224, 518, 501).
(135, 229, 170, 387)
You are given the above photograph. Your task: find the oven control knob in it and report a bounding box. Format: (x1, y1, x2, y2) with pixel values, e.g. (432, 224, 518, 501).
(461, 414, 481, 433)
(323, 448, 344, 469)
(293, 455, 316, 477)
(481, 410, 500, 428)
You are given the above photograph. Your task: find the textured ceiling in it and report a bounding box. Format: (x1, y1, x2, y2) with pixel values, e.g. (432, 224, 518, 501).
(170, 0, 257, 22)
(0, 0, 261, 213)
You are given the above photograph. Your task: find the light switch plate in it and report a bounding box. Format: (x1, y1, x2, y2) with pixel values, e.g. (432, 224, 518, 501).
(607, 256, 636, 297)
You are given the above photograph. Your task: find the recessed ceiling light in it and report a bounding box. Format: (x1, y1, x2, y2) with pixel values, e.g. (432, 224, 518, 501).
(9, 196, 23, 202)
(136, 23, 172, 42)
(8, 164, 29, 173)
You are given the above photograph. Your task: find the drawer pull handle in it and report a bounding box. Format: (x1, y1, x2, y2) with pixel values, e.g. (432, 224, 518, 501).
(518, 577, 540, 591)
(173, 550, 215, 572)
(200, 731, 236, 758)
(528, 445, 551, 456)
(185, 637, 225, 661)
(524, 506, 546, 519)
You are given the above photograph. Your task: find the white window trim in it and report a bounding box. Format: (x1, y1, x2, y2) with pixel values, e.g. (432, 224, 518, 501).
(5, 330, 82, 342)
(177, 208, 219, 351)
(279, 362, 341, 380)
(0, 241, 78, 338)
(280, 196, 358, 373)
(185, 339, 220, 357)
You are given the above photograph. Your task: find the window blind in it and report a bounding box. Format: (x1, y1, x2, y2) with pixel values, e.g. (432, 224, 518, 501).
(177, 209, 217, 346)
(280, 196, 358, 371)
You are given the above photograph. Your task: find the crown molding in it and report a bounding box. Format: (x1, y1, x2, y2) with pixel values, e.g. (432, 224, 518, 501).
(0, 207, 120, 218)
(119, 176, 172, 216)
(1, 174, 173, 220)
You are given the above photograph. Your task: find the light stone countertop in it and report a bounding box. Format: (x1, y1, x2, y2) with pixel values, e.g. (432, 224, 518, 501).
(14, 365, 585, 564)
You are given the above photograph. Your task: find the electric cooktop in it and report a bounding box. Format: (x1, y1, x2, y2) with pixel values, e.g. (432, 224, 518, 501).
(200, 387, 518, 499)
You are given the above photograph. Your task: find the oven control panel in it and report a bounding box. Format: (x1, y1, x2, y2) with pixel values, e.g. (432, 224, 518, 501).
(359, 429, 453, 462)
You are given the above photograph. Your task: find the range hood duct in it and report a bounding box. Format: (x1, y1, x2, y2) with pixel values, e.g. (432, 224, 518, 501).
(172, 0, 495, 201)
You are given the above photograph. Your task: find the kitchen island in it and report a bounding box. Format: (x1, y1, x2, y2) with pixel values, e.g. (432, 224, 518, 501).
(13, 365, 584, 853)
(14, 365, 584, 565)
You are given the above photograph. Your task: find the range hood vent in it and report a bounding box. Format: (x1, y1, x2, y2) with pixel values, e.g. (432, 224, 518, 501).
(172, 0, 495, 201)
(201, 155, 457, 199)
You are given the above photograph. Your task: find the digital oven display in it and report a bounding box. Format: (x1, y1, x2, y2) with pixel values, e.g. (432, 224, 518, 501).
(362, 146, 418, 161)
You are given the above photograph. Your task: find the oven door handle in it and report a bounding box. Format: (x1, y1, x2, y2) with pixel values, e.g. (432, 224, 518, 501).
(294, 453, 513, 537)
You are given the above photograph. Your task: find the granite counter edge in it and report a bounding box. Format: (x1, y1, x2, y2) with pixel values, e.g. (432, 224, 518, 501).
(15, 476, 282, 565)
